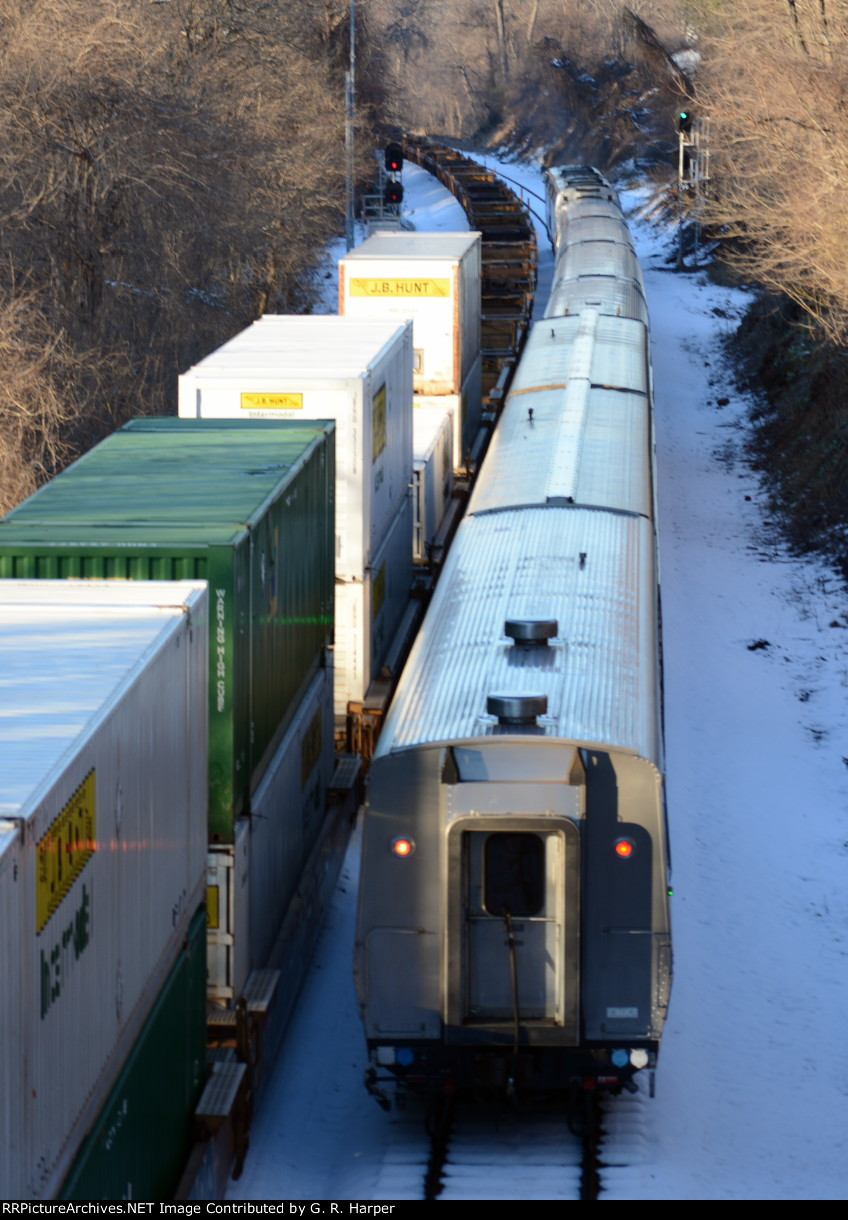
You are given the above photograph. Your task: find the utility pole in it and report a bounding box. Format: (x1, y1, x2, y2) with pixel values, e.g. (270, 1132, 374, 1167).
(344, 0, 356, 251)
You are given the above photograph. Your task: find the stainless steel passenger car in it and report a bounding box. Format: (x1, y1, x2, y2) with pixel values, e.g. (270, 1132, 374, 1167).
(355, 166, 671, 1102)
(544, 166, 650, 326)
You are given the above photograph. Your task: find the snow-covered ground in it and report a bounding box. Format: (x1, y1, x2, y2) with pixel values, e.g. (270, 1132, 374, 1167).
(229, 158, 848, 1201)
(623, 189, 848, 1202)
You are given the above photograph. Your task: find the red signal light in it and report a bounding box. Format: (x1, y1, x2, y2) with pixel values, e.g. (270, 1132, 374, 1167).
(391, 837, 414, 857)
(614, 837, 635, 859)
(385, 142, 404, 173)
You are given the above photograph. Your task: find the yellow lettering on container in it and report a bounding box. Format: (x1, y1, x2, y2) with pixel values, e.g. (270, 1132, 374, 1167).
(372, 563, 387, 622)
(240, 392, 303, 410)
(206, 884, 220, 930)
(36, 771, 96, 934)
(349, 278, 451, 298)
(372, 384, 387, 461)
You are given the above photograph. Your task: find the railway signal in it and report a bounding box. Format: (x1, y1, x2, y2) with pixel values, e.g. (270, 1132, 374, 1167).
(385, 142, 403, 173)
(676, 106, 710, 268)
(384, 179, 403, 205)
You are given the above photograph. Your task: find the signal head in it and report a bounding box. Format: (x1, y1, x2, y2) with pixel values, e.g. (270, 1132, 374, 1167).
(385, 142, 404, 173)
(384, 179, 404, 205)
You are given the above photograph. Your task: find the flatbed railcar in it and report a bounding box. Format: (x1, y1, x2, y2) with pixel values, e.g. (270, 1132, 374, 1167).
(355, 165, 671, 1103)
(402, 138, 537, 404)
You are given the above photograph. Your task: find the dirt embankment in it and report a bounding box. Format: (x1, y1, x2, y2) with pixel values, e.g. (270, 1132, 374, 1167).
(731, 295, 848, 580)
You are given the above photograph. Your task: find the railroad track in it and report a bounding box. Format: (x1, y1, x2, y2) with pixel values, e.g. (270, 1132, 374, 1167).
(402, 137, 537, 411)
(416, 1083, 652, 1201)
(423, 1095, 597, 1201)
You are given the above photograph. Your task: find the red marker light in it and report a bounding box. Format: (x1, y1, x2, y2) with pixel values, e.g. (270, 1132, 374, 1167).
(614, 837, 635, 859)
(391, 837, 414, 858)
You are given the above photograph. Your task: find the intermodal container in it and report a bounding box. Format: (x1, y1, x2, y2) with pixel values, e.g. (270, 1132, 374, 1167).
(0, 823, 23, 1197)
(333, 495, 413, 716)
(247, 664, 335, 973)
(413, 404, 455, 562)
(0, 580, 208, 1200)
(0, 419, 335, 842)
(177, 316, 412, 583)
(59, 906, 207, 1201)
(206, 818, 250, 1004)
(207, 663, 335, 1002)
(338, 231, 482, 464)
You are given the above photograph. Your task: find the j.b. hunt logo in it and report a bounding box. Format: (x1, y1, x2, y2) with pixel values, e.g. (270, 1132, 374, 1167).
(36, 770, 95, 933)
(349, 277, 450, 298)
(36, 771, 95, 1019)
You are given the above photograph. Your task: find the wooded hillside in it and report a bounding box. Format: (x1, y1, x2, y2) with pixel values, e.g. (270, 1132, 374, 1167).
(2, 1, 847, 526)
(694, 1, 848, 342)
(0, 0, 374, 510)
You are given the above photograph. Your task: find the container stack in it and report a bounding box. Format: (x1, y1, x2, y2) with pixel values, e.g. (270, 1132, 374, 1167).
(338, 230, 483, 475)
(0, 580, 208, 1200)
(178, 315, 415, 719)
(412, 404, 454, 563)
(0, 419, 337, 1008)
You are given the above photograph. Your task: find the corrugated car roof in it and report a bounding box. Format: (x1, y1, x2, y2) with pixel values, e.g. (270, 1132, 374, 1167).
(554, 240, 645, 290)
(511, 312, 649, 395)
(468, 313, 651, 517)
(376, 507, 660, 764)
(545, 274, 649, 325)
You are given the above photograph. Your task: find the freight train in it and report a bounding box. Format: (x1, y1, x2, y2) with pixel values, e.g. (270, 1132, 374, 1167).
(0, 421, 341, 1199)
(354, 166, 672, 1103)
(0, 146, 529, 1198)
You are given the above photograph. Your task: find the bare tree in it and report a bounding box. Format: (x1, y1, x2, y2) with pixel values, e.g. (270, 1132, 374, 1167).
(695, 1, 848, 339)
(361, 0, 690, 149)
(0, 0, 370, 508)
(0, 286, 90, 514)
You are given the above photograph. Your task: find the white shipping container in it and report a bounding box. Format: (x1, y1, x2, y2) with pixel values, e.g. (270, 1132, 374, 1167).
(414, 351, 482, 469)
(247, 665, 335, 972)
(333, 494, 414, 716)
(206, 817, 250, 1004)
(0, 580, 208, 1200)
(413, 405, 455, 562)
(0, 824, 23, 1199)
(339, 233, 483, 459)
(178, 315, 414, 582)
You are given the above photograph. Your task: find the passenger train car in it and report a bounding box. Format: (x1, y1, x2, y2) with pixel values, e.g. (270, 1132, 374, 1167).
(354, 166, 671, 1103)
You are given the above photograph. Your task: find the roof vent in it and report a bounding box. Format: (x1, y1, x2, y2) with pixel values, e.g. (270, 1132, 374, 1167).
(504, 618, 558, 646)
(486, 693, 548, 725)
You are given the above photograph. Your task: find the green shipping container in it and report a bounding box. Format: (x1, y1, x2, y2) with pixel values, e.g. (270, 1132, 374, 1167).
(0, 419, 335, 841)
(59, 906, 207, 1201)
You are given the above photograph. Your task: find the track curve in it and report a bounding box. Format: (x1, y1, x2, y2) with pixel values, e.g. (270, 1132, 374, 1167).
(402, 137, 537, 411)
